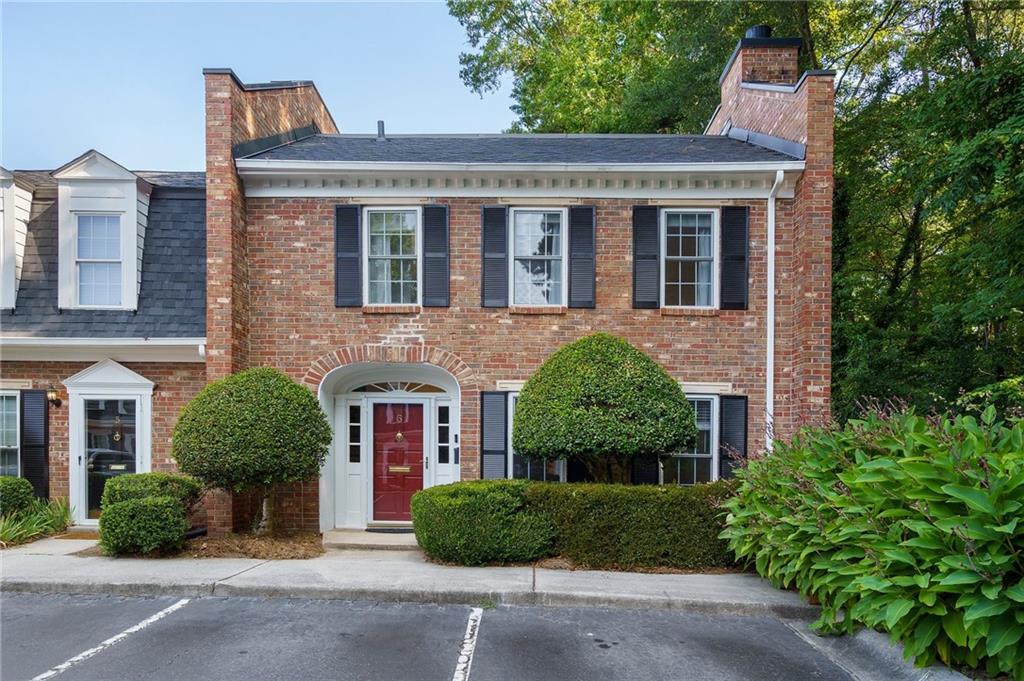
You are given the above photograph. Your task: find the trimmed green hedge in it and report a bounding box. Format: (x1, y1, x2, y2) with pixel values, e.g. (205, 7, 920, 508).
(0, 476, 35, 517)
(525, 481, 735, 569)
(722, 408, 1024, 680)
(411, 479, 735, 569)
(100, 473, 204, 515)
(411, 480, 555, 565)
(99, 497, 190, 556)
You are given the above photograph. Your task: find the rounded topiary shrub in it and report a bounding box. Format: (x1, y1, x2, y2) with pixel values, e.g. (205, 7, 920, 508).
(99, 497, 190, 556)
(513, 333, 697, 482)
(173, 367, 331, 529)
(101, 473, 204, 515)
(411, 480, 554, 565)
(0, 476, 35, 517)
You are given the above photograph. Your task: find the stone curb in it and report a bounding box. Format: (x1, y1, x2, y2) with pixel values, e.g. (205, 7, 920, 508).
(783, 620, 970, 681)
(2, 579, 819, 619)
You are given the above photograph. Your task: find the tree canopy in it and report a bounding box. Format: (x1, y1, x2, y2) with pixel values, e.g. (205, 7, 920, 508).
(449, 0, 1024, 420)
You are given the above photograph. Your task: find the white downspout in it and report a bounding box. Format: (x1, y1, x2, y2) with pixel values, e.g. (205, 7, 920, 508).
(765, 170, 785, 452)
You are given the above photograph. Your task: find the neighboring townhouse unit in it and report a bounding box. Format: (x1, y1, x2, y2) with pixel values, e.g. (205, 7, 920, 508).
(0, 25, 833, 534)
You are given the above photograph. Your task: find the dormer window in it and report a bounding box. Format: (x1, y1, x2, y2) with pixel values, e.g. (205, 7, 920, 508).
(76, 214, 123, 307)
(52, 150, 151, 311)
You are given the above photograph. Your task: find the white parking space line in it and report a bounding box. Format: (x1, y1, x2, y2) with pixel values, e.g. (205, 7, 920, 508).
(31, 598, 192, 681)
(452, 607, 483, 681)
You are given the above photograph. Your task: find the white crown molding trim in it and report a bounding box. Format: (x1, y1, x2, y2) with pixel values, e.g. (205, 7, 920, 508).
(239, 168, 801, 200)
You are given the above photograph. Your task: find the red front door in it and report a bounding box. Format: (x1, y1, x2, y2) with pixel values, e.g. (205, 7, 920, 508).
(372, 403, 424, 521)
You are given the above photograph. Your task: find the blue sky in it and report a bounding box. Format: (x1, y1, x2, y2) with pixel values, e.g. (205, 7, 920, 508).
(1, 2, 515, 171)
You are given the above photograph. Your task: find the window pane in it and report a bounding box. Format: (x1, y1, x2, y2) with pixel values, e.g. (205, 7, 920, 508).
(438, 406, 449, 424)
(78, 262, 122, 306)
(514, 259, 561, 305)
(77, 215, 120, 259)
(0, 448, 16, 477)
(0, 395, 17, 448)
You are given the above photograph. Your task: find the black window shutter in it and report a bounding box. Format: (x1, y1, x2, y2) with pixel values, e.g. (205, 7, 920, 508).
(481, 205, 508, 307)
(719, 395, 748, 479)
(422, 204, 450, 307)
(480, 391, 508, 479)
(335, 205, 361, 307)
(568, 205, 596, 308)
(19, 390, 48, 499)
(632, 205, 660, 308)
(631, 454, 660, 485)
(720, 206, 749, 310)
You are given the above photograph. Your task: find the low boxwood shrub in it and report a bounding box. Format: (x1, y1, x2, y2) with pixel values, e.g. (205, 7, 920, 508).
(99, 497, 190, 556)
(722, 408, 1024, 680)
(0, 476, 35, 517)
(100, 472, 204, 515)
(411, 480, 555, 565)
(524, 481, 735, 569)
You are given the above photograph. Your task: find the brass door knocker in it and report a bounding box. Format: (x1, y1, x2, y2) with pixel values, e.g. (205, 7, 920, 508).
(395, 432, 405, 442)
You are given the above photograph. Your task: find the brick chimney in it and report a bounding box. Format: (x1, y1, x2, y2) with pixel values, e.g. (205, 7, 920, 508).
(706, 27, 836, 441)
(202, 68, 338, 535)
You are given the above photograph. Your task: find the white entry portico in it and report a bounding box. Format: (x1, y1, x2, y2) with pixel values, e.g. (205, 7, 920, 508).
(317, 362, 461, 530)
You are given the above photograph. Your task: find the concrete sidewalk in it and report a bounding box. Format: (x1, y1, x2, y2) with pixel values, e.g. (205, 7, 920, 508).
(1, 537, 814, 617)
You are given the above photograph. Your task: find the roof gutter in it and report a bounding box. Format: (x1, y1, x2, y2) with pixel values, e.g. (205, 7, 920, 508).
(235, 159, 806, 174)
(765, 169, 785, 452)
(0, 336, 206, 363)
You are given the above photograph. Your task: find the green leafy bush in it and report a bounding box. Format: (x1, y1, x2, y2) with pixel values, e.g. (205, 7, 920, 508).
(525, 481, 735, 569)
(411, 480, 555, 565)
(955, 376, 1024, 421)
(722, 408, 1024, 680)
(0, 476, 35, 517)
(0, 498, 71, 546)
(173, 367, 331, 529)
(99, 497, 190, 556)
(101, 473, 204, 515)
(513, 333, 696, 482)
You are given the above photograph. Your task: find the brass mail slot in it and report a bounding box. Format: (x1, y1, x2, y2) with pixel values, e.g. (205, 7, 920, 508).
(388, 465, 412, 474)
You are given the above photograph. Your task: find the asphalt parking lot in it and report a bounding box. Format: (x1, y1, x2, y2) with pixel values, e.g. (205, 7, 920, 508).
(1, 593, 853, 681)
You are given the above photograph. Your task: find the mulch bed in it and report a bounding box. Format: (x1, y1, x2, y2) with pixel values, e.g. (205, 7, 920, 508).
(74, 532, 324, 560)
(181, 532, 324, 559)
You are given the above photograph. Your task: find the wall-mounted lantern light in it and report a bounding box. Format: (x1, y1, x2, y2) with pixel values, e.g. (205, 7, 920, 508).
(46, 385, 62, 408)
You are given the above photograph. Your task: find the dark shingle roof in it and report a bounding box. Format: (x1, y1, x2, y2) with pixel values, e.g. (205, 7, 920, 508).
(11, 170, 204, 191)
(2, 187, 206, 338)
(244, 134, 798, 164)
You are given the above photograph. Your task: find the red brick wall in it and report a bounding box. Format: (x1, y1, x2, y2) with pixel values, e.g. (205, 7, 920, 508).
(243, 197, 796, 526)
(0, 361, 205, 503)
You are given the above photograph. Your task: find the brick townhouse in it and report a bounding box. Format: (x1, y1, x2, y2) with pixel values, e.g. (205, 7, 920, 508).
(0, 26, 833, 534)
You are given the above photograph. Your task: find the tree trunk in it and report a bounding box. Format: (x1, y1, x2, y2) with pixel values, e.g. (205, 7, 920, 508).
(581, 456, 632, 484)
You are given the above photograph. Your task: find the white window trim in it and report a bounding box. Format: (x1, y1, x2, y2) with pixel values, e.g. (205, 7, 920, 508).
(659, 208, 720, 310)
(0, 390, 20, 477)
(506, 391, 566, 481)
(361, 205, 423, 307)
(74, 212, 125, 309)
(661, 393, 720, 485)
(509, 206, 569, 308)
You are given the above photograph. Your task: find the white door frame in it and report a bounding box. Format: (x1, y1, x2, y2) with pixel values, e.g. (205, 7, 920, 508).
(64, 359, 152, 526)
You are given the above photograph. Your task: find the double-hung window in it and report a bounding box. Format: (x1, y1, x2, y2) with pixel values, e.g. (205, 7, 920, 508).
(511, 208, 566, 306)
(0, 392, 18, 477)
(662, 210, 716, 308)
(76, 214, 122, 307)
(366, 208, 420, 305)
(663, 396, 717, 485)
